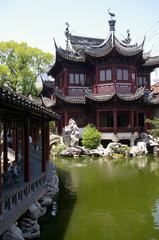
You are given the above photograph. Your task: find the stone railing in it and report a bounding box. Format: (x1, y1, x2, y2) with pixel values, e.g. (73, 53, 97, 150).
(0, 174, 47, 235)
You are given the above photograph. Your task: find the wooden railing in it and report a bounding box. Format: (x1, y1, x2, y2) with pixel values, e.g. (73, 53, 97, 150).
(98, 127, 139, 133)
(93, 83, 136, 95)
(67, 87, 87, 96)
(63, 82, 137, 96)
(93, 83, 115, 94)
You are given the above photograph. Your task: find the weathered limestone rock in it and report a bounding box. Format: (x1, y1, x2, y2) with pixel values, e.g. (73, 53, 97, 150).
(63, 119, 79, 147)
(89, 145, 105, 156)
(39, 196, 52, 207)
(29, 201, 46, 219)
(130, 142, 148, 157)
(60, 146, 82, 157)
(2, 223, 24, 240)
(45, 162, 59, 199)
(103, 142, 123, 156)
(18, 202, 44, 239)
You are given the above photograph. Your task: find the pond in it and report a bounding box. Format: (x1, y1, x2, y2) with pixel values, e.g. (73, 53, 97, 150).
(38, 155, 159, 240)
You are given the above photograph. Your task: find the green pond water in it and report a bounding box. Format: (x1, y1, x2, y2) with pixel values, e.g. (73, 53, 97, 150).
(39, 156, 159, 240)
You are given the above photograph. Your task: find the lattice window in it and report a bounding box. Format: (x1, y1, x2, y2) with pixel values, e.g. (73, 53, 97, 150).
(69, 73, 86, 85)
(99, 111, 114, 127)
(99, 69, 112, 81)
(117, 69, 129, 81)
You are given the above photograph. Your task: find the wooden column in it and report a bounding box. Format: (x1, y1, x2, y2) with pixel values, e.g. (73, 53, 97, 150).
(32, 129, 35, 149)
(64, 109, 69, 126)
(113, 110, 117, 134)
(42, 120, 46, 172)
(96, 109, 99, 129)
(131, 110, 134, 134)
(3, 122, 7, 173)
(145, 111, 152, 131)
(136, 111, 139, 131)
(21, 126, 24, 158)
(95, 66, 99, 94)
(0, 126, 3, 218)
(63, 69, 68, 95)
(112, 64, 116, 93)
(24, 116, 30, 182)
(14, 126, 18, 162)
(12, 128, 16, 151)
(96, 66, 99, 83)
(46, 121, 50, 162)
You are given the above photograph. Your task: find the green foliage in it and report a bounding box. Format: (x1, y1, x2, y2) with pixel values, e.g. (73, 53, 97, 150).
(0, 41, 53, 96)
(82, 124, 101, 149)
(49, 121, 56, 133)
(145, 117, 159, 138)
(50, 143, 67, 157)
(117, 145, 130, 154)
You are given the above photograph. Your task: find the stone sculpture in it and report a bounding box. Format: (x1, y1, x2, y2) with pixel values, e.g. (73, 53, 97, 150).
(63, 119, 79, 147)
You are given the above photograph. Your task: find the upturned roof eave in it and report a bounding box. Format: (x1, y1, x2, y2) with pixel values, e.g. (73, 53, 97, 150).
(0, 87, 60, 120)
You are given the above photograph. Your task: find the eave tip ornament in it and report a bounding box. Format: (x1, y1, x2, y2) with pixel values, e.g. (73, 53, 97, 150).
(108, 9, 116, 31)
(122, 29, 131, 44)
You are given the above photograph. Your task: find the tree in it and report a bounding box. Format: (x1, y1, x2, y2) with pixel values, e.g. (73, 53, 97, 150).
(145, 117, 159, 138)
(0, 41, 53, 96)
(82, 124, 101, 149)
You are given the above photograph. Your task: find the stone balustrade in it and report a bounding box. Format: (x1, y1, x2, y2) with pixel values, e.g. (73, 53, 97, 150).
(0, 173, 47, 235)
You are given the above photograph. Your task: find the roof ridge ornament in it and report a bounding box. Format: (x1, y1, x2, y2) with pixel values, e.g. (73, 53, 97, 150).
(122, 30, 131, 44)
(108, 9, 116, 32)
(108, 9, 115, 20)
(65, 22, 70, 51)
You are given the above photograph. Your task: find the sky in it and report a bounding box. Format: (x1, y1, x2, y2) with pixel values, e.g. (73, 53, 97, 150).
(1, 0, 159, 82)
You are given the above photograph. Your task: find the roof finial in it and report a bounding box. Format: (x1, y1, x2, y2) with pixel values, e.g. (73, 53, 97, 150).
(122, 30, 131, 44)
(65, 22, 70, 50)
(108, 9, 116, 31)
(108, 9, 115, 20)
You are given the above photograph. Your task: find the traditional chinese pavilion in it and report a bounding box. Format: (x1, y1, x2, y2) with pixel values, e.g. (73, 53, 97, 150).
(0, 86, 60, 235)
(45, 15, 159, 146)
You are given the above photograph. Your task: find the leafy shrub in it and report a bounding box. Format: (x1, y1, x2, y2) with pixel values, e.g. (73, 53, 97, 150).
(50, 143, 67, 158)
(145, 117, 159, 139)
(118, 145, 130, 154)
(82, 124, 101, 149)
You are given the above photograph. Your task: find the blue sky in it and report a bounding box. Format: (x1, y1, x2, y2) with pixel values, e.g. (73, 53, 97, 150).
(1, 0, 159, 81)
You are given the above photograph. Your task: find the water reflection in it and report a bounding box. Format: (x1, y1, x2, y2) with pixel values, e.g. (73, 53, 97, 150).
(129, 156, 159, 172)
(39, 156, 159, 240)
(152, 199, 159, 229)
(38, 167, 77, 240)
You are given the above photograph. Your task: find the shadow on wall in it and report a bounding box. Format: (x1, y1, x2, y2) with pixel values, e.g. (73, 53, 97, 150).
(38, 167, 77, 240)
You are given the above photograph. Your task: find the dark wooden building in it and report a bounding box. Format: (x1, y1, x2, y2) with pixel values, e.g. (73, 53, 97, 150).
(0, 87, 60, 235)
(45, 17, 159, 146)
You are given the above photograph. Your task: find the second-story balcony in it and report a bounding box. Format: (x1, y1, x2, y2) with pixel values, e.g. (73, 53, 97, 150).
(64, 82, 137, 97)
(93, 82, 137, 95)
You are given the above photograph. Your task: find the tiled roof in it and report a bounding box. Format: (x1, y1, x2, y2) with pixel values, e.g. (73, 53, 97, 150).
(114, 36, 144, 56)
(143, 56, 159, 67)
(147, 95, 159, 104)
(55, 41, 85, 62)
(70, 35, 104, 48)
(86, 93, 115, 101)
(54, 31, 145, 62)
(50, 87, 145, 105)
(0, 87, 60, 120)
